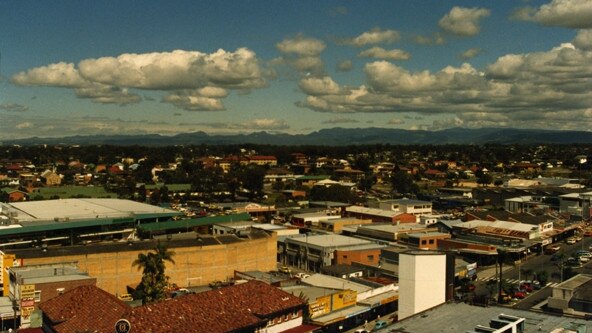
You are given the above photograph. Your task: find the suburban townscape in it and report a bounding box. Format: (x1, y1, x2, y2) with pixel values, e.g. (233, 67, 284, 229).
(0, 142, 591, 332)
(2, 0, 592, 332)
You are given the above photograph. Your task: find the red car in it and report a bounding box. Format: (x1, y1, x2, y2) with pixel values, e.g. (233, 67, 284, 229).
(519, 283, 533, 293)
(512, 290, 526, 299)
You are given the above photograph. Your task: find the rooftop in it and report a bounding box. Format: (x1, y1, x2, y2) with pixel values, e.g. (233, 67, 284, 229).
(4, 198, 180, 224)
(388, 302, 591, 333)
(286, 234, 373, 248)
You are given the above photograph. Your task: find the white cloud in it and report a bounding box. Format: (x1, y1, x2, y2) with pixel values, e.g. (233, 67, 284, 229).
(340, 28, 401, 47)
(276, 35, 326, 74)
(460, 48, 484, 60)
(512, 0, 592, 29)
(296, 43, 592, 131)
(200, 118, 290, 131)
(413, 33, 446, 45)
(0, 103, 28, 112)
(276, 35, 325, 57)
(298, 76, 342, 96)
(439, 6, 491, 36)
(573, 29, 592, 50)
(336, 60, 353, 72)
(11, 48, 266, 109)
(387, 118, 405, 125)
(321, 117, 359, 124)
(11, 62, 85, 87)
(358, 47, 411, 60)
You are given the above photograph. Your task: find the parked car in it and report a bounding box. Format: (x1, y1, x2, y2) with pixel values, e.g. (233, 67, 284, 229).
(118, 293, 133, 301)
(279, 266, 292, 274)
(354, 329, 369, 333)
(511, 289, 526, 299)
(295, 272, 311, 279)
(545, 245, 561, 254)
(498, 292, 512, 303)
(566, 257, 581, 266)
(566, 238, 576, 244)
(373, 320, 388, 331)
(531, 280, 541, 290)
(519, 282, 533, 293)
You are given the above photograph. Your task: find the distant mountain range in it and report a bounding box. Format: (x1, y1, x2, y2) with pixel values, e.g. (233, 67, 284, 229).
(3, 127, 592, 146)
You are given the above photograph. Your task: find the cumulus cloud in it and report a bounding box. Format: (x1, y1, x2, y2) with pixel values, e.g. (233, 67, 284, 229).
(199, 118, 290, 131)
(321, 117, 359, 124)
(276, 35, 326, 74)
(339, 28, 401, 47)
(387, 118, 405, 125)
(460, 48, 484, 60)
(438, 6, 491, 36)
(296, 43, 592, 131)
(11, 48, 266, 110)
(573, 29, 592, 50)
(413, 33, 446, 45)
(511, 0, 592, 29)
(0, 103, 28, 112)
(298, 76, 342, 96)
(336, 60, 353, 72)
(358, 47, 411, 60)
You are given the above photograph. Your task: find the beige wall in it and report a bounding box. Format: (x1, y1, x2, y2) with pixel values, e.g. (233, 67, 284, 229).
(22, 234, 277, 296)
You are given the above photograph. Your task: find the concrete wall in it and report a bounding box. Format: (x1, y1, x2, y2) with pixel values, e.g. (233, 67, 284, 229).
(21, 235, 277, 296)
(398, 252, 446, 320)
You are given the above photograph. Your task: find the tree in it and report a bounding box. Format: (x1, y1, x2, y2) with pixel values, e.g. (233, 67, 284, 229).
(132, 241, 175, 304)
(390, 170, 419, 195)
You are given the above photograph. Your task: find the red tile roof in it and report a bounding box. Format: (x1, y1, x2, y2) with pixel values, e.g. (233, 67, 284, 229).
(40, 281, 305, 333)
(39, 285, 129, 333)
(126, 280, 306, 333)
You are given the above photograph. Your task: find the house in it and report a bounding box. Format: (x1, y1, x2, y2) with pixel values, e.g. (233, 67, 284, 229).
(1, 187, 27, 202)
(248, 155, 278, 167)
(376, 199, 432, 217)
(39, 170, 61, 186)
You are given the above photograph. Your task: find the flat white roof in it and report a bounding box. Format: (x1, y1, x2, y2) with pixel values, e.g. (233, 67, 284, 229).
(8, 198, 177, 223)
(287, 234, 373, 247)
(459, 219, 536, 232)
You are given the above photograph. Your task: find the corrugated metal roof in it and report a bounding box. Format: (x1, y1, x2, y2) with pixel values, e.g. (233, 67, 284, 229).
(138, 213, 252, 232)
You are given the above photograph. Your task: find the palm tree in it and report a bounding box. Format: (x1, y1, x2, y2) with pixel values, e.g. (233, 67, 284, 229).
(132, 241, 175, 304)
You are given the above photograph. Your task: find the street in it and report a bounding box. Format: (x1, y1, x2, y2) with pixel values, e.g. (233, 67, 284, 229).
(473, 236, 592, 309)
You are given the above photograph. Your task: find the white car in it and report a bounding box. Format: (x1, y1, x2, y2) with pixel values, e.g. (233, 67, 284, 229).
(295, 272, 311, 279)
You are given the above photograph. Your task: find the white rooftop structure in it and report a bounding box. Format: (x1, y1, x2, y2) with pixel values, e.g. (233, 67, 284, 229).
(6, 198, 178, 223)
(459, 219, 538, 233)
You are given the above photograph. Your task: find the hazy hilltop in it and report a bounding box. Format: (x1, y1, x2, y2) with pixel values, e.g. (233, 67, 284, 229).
(3, 127, 592, 146)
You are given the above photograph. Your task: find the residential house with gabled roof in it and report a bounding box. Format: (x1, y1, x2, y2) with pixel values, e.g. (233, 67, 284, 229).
(39, 170, 61, 186)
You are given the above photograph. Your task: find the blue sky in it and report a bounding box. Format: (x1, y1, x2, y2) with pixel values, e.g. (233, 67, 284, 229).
(1, 0, 591, 140)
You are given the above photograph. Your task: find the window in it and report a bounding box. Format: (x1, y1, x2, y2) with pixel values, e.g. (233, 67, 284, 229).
(34, 290, 41, 302)
(421, 240, 427, 245)
(429, 239, 435, 244)
(367, 255, 375, 261)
